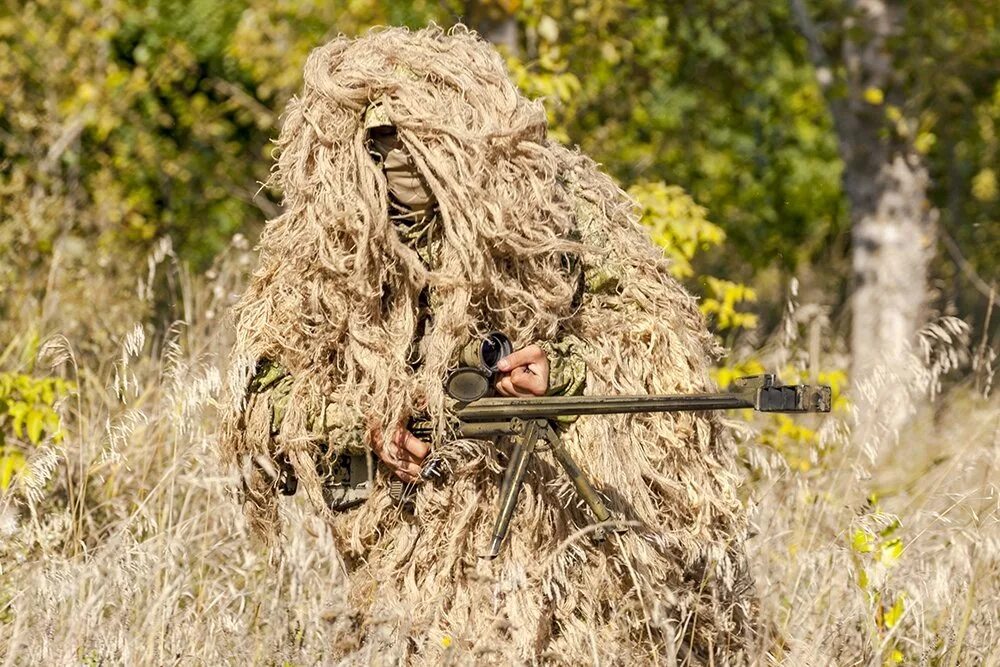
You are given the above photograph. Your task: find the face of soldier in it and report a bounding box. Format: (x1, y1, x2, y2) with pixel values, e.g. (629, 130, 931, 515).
(368, 127, 437, 220)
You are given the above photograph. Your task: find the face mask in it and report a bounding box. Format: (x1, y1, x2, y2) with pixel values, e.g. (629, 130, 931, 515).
(368, 130, 437, 219)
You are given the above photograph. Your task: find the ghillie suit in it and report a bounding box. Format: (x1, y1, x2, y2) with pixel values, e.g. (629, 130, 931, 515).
(221, 25, 755, 665)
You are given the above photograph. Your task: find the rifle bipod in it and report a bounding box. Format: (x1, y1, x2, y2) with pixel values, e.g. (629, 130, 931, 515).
(485, 417, 621, 560)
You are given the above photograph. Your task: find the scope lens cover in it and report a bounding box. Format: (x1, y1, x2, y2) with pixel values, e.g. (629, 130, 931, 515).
(446, 368, 491, 402)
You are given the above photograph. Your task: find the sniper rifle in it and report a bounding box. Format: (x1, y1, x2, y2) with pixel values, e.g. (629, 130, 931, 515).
(411, 333, 831, 559)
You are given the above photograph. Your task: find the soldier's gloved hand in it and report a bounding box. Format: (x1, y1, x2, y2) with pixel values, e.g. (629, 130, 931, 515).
(495, 344, 549, 397)
(371, 425, 429, 483)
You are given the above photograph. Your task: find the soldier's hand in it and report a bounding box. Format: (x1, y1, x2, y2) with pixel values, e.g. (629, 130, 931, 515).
(371, 425, 429, 483)
(495, 344, 549, 397)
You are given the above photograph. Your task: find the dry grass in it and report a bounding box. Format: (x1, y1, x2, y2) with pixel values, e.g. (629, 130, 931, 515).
(746, 375, 1000, 664)
(0, 243, 997, 666)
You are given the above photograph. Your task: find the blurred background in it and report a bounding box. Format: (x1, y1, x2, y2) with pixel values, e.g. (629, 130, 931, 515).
(0, 1, 997, 664)
(2, 0, 997, 356)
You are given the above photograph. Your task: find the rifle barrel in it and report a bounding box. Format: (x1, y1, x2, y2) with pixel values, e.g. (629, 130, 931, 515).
(456, 393, 754, 422)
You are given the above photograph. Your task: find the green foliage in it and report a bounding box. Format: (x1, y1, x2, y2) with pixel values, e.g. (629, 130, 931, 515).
(625, 174, 840, 474)
(888, 2, 1000, 295)
(797, 0, 1000, 327)
(628, 179, 843, 474)
(0, 372, 74, 489)
(511, 0, 998, 333)
(4, 0, 996, 347)
(628, 181, 761, 337)
(0, 0, 447, 343)
(510, 2, 846, 278)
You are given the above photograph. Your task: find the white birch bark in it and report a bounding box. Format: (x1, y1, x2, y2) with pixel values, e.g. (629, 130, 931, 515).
(791, 0, 934, 440)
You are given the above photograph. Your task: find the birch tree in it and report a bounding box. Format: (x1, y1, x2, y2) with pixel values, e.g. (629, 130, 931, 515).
(791, 0, 934, 385)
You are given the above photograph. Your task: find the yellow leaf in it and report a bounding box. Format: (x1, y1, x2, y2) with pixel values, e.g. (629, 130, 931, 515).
(8, 402, 26, 438)
(26, 410, 44, 444)
(972, 168, 998, 202)
(884, 593, 905, 629)
(0, 449, 25, 490)
(864, 87, 884, 105)
(852, 529, 875, 553)
(914, 131, 936, 154)
(77, 82, 98, 103)
(878, 538, 904, 567)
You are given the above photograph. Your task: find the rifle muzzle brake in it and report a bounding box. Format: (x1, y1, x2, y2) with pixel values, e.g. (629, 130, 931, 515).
(729, 374, 832, 413)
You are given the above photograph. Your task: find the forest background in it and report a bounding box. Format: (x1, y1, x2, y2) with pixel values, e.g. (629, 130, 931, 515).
(0, 0, 998, 665)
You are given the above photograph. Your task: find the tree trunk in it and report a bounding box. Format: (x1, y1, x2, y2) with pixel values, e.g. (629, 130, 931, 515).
(464, 1, 519, 55)
(848, 154, 932, 381)
(791, 0, 934, 439)
(839, 1, 933, 381)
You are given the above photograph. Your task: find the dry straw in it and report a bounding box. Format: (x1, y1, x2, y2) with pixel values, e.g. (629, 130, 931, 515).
(222, 25, 753, 664)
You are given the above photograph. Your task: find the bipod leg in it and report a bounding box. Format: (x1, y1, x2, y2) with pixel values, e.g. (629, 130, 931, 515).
(484, 418, 541, 559)
(546, 425, 621, 541)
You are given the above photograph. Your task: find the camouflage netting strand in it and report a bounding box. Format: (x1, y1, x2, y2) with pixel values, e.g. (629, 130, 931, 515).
(221, 25, 755, 665)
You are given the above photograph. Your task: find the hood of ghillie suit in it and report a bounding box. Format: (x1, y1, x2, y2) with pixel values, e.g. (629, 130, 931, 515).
(222, 25, 755, 665)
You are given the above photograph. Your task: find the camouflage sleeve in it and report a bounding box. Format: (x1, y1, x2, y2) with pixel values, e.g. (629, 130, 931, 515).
(538, 337, 587, 427)
(567, 174, 625, 297)
(534, 171, 637, 406)
(319, 402, 368, 455)
(539, 337, 586, 397)
(248, 359, 368, 455)
(247, 359, 293, 435)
